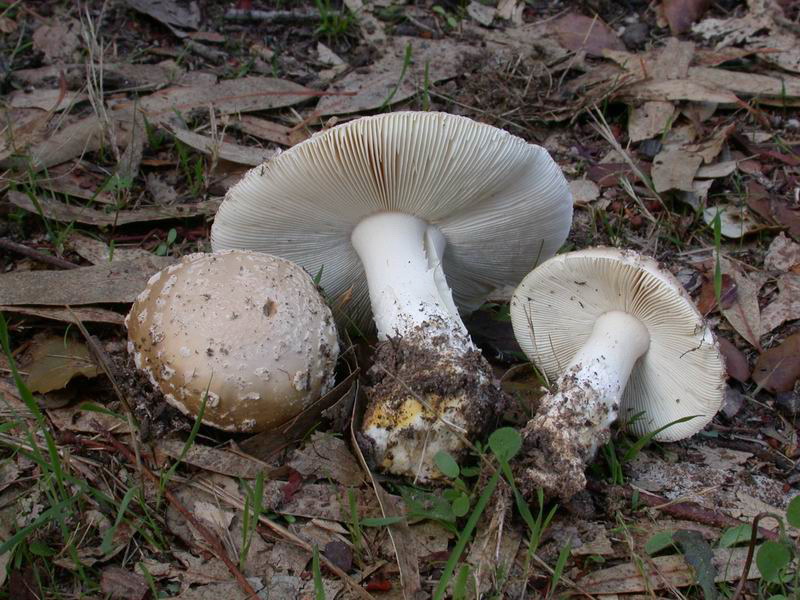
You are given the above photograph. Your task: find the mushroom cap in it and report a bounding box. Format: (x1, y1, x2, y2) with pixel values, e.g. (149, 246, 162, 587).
(125, 250, 339, 432)
(211, 111, 573, 329)
(510, 247, 725, 442)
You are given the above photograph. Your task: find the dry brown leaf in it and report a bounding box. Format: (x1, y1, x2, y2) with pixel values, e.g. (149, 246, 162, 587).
(720, 258, 764, 348)
(753, 333, 800, 394)
(688, 66, 800, 99)
(569, 179, 600, 206)
(662, 0, 711, 34)
(12, 62, 213, 90)
(233, 116, 298, 146)
(66, 233, 154, 265)
(170, 127, 278, 166)
(718, 336, 751, 382)
(24, 337, 101, 394)
(0, 256, 175, 306)
(0, 114, 105, 170)
(549, 13, 625, 58)
(316, 36, 472, 115)
(137, 77, 317, 122)
(652, 148, 702, 192)
(155, 439, 267, 479)
(7, 190, 221, 225)
(125, 0, 200, 31)
(686, 123, 736, 163)
(577, 546, 759, 593)
(264, 481, 381, 522)
(8, 89, 87, 112)
(628, 101, 675, 142)
(288, 432, 364, 486)
(703, 205, 762, 238)
(47, 403, 131, 434)
(760, 274, 800, 334)
(765, 232, 800, 271)
(696, 160, 737, 178)
(0, 305, 125, 325)
(0, 108, 51, 163)
(32, 19, 80, 64)
(100, 566, 149, 600)
(622, 79, 741, 105)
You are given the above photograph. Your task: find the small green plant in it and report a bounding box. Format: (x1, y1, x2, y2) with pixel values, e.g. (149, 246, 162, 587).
(175, 140, 205, 196)
(239, 472, 265, 570)
(312, 544, 326, 599)
(380, 43, 413, 111)
(432, 5, 459, 29)
(155, 227, 178, 256)
(314, 0, 355, 40)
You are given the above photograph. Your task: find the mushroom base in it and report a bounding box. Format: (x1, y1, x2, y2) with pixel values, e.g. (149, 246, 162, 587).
(517, 370, 615, 502)
(359, 319, 507, 483)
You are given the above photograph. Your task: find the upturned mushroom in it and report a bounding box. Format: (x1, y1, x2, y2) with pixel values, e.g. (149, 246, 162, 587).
(126, 250, 339, 432)
(510, 248, 725, 501)
(211, 111, 573, 481)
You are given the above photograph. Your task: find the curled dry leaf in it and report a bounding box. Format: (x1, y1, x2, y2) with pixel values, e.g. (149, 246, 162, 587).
(753, 332, 800, 393)
(169, 127, 279, 166)
(628, 101, 675, 142)
(760, 274, 800, 334)
(720, 258, 764, 349)
(703, 205, 763, 238)
(25, 337, 102, 394)
(652, 148, 702, 192)
(765, 232, 800, 271)
(717, 336, 751, 383)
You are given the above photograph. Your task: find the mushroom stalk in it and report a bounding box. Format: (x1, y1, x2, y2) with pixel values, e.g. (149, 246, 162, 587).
(351, 211, 468, 347)
(519, 311, 650, 501)
(352, 212, 504, 482)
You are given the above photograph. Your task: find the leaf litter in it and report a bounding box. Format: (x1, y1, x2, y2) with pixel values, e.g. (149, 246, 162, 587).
(1, 0, 799, 598)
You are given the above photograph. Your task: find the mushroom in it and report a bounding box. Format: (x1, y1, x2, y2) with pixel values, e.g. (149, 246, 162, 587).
(211, 111, 573, 481)
(125, 250, 339, 432)
(510, 248, 725, 501)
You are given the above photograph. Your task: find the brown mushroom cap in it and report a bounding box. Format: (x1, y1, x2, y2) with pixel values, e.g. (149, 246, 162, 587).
(125, 250, 339, 432)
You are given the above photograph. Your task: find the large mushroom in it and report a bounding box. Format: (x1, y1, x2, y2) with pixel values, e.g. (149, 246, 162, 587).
(510, 248, 725, 501)
(211, 111, 573, 481)
(126, 250, 339, 432)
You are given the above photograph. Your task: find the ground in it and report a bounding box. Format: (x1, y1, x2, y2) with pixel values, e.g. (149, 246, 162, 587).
(0, 0, 799, 598)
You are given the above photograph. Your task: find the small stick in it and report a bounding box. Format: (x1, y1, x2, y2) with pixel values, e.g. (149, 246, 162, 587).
(730, 511, 780, 600)
(96, 425, 261, 600)
(0, 238, 79, 270)
(224, 8, 321, 23)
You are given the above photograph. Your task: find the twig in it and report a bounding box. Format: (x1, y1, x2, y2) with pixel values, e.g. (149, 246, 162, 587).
(731, 512, 781, 600)
(0, 238, 79, 269)
(224, 8, 321, 23)
(96, 425, 260, 600)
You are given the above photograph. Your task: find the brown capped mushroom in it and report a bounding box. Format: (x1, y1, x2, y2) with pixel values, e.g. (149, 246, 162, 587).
(125, 250, 339, 432)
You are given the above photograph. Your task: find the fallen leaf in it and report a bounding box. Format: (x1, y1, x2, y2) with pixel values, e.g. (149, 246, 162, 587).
(48, 403, 132, 434)
(316, 36, 473, 115)
(577, 546, 759, 593)
(323, 540, 353, 573)
(746, 181, 800, 241)
(718, 337, 750, 383)
(753, 333, 800, 393)
(662, 0, 711, 34)
(652, 148, 702, 192)
(7, 190, 221, 225)
(8, 89, 87, 112)
(760, 274, 800, 334)
(628, 101, 675, 142)
(765, 232, 800, 271)
(687, 66, 800, 100)
(703, 205, 762, 238)
(100, 566, 149, 600)
(155, 439, 267, 479)
(25, 337, 101, 394)
(720, 258, 764, 349)
(696, 160, 737, 178)
(0, 257, 175, 306)
(125, 0, 200, 31)
(550, 13, 625, 57)
(170, 127, 278, 166)
(696, 273, 737, 315)
(32, 19, 80, 64)
(686, 123, 736, 163)
(138, 76, 317, 122)
(233, 116, 297, 146)
(622, 79, 741, 105)
(0, 115, 105, 170)
(0, 306, 125, 325)
(569, 179, 600, 206)
(288, 432, 364, 486)
(66, 233, 154, 265)
(467, 1, 496, 26)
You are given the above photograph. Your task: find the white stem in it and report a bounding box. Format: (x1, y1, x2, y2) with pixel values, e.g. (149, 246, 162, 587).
(563, 310, 651, 429)
(351, 212, 468, 344)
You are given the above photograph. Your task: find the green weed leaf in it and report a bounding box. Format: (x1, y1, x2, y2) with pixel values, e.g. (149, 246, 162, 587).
(756, 540, 791, 582)
(645, 531, 674, 555)
(786, 495, 800, 528)
(673, 530, 717, 600)
(488, 427, 522, 461)
(434, 450, 460, 479)
(718, 524, 752, 548)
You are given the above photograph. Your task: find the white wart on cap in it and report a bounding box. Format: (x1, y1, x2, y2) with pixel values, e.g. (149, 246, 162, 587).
(510, 247, 725, 501)
(125, 250, 339, 432)
(212, 111, 573, 481)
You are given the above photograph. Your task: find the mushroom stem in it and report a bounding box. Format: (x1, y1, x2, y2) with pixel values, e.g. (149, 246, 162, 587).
(519, 311, 650, 501)
(352, 212, 505, 482)
(351, 211, 470, 349)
